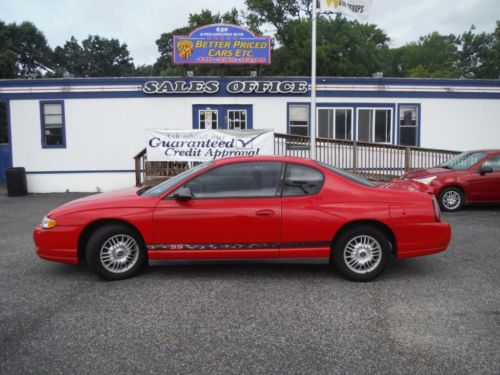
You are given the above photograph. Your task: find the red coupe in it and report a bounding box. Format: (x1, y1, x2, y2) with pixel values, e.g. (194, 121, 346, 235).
(403, 150, 500, 212)
(34, 156, 451, 281)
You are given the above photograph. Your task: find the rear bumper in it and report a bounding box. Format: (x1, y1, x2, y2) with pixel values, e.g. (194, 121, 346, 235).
(33, 226, 79, 265)
(396, 222, 451, 259)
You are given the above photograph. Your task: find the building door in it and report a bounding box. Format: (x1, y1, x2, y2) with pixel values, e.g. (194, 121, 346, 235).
(193, 105, 253, 130)
(0, 101, 11, 183)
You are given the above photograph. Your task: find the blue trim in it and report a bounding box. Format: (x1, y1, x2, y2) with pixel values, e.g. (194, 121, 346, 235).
(1, 89, 499, 101)
(1, 76, 499, 88)
(315, 90, 500, 99)
(26, 169, 138, 175)
(6, 99, 12, 167)
(397, 103, 421, 147)
(192, 104, 253, 130)
(40, 100, 66, 148)
(0, 76, 499, 101)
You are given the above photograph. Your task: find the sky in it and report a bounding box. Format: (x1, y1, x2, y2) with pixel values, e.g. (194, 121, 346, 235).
(1, 0, 499, 66)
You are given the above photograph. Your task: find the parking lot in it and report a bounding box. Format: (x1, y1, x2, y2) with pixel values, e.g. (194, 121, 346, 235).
(0, 189, 499, 375)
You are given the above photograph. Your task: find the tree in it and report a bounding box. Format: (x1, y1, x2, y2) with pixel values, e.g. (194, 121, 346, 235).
(261, 15, 390, 76)
(457, 24, 499, 79)
(244, 0, 311, 46)
(53, 35, 134, 77)
(0, 21, 52, 78)
(393, 32, 460, 78)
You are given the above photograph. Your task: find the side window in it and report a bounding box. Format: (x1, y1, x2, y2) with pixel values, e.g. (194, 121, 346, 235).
(184, 162, 282, 198)
(289, 104, 309, 136)
(40, 101, 65, 148)
(482, 156, 500, 172)
(283, 163, 324, 196)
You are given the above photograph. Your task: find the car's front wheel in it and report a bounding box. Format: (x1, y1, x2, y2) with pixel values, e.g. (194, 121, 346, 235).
(333, 226, 391, 282)
(86, 224, 146, 280)
(438, 187, 464, 212)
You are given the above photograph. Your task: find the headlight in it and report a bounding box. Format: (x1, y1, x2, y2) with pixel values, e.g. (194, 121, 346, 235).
(414, 176, 437, 185)
(41, 216, 57, 229)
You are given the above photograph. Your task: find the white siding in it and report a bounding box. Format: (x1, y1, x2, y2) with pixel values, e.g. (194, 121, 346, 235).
(8, 93, 500, 193)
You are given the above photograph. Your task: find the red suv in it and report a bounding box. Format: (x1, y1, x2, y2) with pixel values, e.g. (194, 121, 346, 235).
(403, 150, 500, 211)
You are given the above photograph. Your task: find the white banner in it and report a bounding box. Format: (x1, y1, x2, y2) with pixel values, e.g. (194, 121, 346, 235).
(146, 129, 274, 162)
(319, 0, 373, 20)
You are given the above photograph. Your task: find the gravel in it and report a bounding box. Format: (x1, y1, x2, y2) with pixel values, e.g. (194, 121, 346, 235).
(0, 189, 499, 375)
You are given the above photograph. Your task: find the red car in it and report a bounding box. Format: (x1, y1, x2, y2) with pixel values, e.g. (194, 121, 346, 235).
(403, 150, 500, 212)
(34, 156, 451, 282)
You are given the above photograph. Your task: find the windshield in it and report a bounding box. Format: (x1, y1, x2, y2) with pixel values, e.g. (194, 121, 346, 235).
(317, 162, 377, 187)
(141, 161, 214, 197)
(441, 152, 486, 171)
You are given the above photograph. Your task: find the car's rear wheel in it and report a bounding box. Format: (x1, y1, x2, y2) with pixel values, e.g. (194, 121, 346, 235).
(438, 187, 464, 212)
(333, 226, 390, 282)
(86, 224, 146, 280)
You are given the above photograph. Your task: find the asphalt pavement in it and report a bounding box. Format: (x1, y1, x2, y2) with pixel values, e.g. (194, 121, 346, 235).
(0, 189, 499, 375)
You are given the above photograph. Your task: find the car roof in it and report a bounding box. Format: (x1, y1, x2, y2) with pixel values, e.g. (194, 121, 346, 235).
(465, 149, 500, 154)
(214, 155, 318, 165)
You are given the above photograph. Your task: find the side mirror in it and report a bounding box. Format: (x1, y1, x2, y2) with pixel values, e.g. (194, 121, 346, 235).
(173, 187, 193, 201)
(478, 166, 493, 175)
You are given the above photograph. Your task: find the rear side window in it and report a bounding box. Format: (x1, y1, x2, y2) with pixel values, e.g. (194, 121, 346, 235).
(283, 163, 324, 196)
(482, 156, 500, 172)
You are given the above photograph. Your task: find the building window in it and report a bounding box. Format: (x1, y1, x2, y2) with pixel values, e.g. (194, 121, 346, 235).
(399, 105, 418, 146)
(357, 109, 392, 144)
(318, 108, 352, 140)
(40, 101, 65, 148)
(289, 105, 309, 136)
(228, 110, 247, 130)
(199, 109, 218, 129)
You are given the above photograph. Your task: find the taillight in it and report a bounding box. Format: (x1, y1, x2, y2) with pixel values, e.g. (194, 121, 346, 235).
(432, 195, 441, 222)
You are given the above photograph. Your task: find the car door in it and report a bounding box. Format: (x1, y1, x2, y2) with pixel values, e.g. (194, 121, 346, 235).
(280, 163, 336, 260)
(151, 161, 283, 260)
(468, 155, 500, 202)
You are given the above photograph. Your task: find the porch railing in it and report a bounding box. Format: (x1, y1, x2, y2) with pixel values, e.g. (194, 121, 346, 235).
(274, 134, 460, 181)
(134, 133, 461, 186)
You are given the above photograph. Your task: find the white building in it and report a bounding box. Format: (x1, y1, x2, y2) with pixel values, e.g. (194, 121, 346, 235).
(0, 76, 499, 192)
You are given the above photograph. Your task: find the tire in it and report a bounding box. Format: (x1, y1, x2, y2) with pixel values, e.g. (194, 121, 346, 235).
(333, 225, 391, 282)
(438, 187, 464, 212)
(85, 224, 146, 281)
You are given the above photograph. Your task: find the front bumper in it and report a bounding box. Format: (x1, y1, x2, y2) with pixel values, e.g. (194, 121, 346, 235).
(33, 225, 79, 265)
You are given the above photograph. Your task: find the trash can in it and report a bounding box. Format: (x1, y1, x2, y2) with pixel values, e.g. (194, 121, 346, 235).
(5, 167, 28, 197)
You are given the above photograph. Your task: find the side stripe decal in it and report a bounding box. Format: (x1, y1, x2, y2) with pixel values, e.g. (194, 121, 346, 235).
(147, 241, 331, 251)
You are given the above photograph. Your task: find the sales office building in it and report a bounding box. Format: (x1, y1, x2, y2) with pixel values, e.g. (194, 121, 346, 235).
(0, 76, 499, 192)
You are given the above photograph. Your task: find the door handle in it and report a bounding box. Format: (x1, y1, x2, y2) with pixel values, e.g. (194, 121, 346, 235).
(256, 209, 275, 217)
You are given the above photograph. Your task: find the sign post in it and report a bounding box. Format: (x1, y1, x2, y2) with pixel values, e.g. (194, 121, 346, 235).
(310, 0, 318, 160)
(310, 0, 373, 159)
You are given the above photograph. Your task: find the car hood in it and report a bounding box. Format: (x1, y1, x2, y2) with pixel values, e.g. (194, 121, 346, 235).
(49, 188, 143, 216)
(404, 167, 460, 179)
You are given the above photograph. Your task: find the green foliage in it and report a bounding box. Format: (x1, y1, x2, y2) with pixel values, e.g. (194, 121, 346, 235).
(0, 21, 52, 78)
(52, 35, 134, 77)
(0, 5, 498, 80)
(392, 32, 460, 78)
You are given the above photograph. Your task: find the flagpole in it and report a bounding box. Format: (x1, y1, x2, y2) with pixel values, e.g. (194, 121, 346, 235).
(310, 0, 318, 160)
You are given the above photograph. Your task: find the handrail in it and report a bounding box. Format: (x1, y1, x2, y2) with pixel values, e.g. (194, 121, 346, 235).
(133, 133, 462, 185)
(133, 147, 147, 187)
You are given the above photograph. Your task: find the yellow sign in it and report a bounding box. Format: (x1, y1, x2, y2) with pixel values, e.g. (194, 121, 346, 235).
(326, 0, 341, 7)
